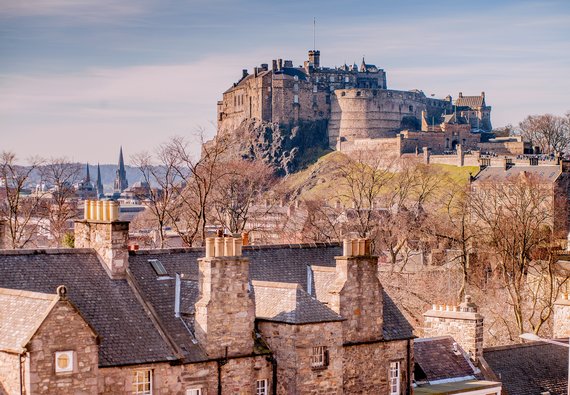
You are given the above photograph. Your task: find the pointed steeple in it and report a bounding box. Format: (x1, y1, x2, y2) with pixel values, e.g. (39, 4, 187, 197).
(114, 146, 128, 193)
(96, 163, 104, 198)
(360, 57, 367, 73)
(84, 163, 91, 183)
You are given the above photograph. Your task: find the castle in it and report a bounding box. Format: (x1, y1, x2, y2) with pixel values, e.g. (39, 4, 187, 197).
(217, 50, 493, 159)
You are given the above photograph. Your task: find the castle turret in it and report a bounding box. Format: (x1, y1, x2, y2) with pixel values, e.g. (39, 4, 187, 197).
(308, 49, 320, 68)
(194, 237, 255, 358)
(328, 238, 383, 343)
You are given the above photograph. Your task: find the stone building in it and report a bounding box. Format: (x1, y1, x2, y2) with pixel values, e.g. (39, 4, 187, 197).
(216, 49, 492, 165)
(0, 201, 415, 394)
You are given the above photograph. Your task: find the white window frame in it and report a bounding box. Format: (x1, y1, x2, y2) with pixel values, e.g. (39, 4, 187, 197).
(132, 369, 153, 395)
(54, 350, 74, 373)
(256, 379, 268, 395)
(310, 346, 327, 369)
(389, 361, 400, 395)
(293, 95, 299, 104)
(186, 389, 202, 395)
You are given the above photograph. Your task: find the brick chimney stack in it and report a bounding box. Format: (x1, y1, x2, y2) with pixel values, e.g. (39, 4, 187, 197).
(74, 200, 129, 279)
(553, 293, 570, 338)
(194, 237, 255, 358)
(328, 238, 383, 343)
(423, 295, 484, 363)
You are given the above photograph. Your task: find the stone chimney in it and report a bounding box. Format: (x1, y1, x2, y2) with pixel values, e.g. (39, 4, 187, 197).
(423, 295, 484, 363)
(553, 293, 570, 338)
(194, 237, 255, 358)
(74, 200, 129, 279)
(328, 238, 383, 343)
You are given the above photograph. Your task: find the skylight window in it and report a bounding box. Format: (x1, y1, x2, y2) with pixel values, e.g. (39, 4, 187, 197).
(149, 259, 167, 276)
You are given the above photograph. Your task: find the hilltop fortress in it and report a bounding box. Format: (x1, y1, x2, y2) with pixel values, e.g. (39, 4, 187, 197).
(216, 50, 514, 172)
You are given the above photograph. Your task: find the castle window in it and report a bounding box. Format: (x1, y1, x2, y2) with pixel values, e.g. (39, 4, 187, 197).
(294, 75, 299, 81)
(344, 76, 349, 83)
(389, 362, 400, 395)
(329, 75, 335, 82)
(132, 370, 152, 395)
(256, 379, 268, 395)
(311, 346, 329, 369)
(356, 91, 361, 97)
(315, 76, 319, 83)
(294, 83, 299, 92)
(234, 96, 236, 106)
(341, 91, 346, 97)
(54, 351, 74, 374)
(186, 389, 202, 395)
(313, 85, 318, 93)
(293, 95, 299, 104)
(409, 105, 413, 112)
(329, 86, 334, 92)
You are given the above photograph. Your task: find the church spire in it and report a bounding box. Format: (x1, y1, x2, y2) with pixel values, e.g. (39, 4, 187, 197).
(96, 163, 104, 198)
(114, 146, 128, 193)
(84, 163, 91, 183)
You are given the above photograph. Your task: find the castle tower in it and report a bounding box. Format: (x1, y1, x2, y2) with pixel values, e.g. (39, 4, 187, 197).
(308, 49, 320, 68)
(113, 147, 128, 193)
(194, 237, 255, 358)
(74, 200, 128, 279)
(328, 238, 383, 343)
(423, 295, 484, 362)
(96, 163, 104, 198)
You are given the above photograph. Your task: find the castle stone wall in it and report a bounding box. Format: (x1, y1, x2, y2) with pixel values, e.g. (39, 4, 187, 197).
(0, 351, 20, 395)
(258, 321, 343, 394)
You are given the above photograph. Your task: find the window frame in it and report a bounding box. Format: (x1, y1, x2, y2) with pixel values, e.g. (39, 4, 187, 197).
(256, 379, 268, 395)
(389, 361, 401, 395)
(186, 389, 202, 395)
(310, 345, 329, 370)
(54, 350, 75, 374)
(132, 369, 153, 395)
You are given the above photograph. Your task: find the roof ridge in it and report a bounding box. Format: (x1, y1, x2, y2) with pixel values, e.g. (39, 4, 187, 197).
(130, 242, 342, 255)
(0, 287, 58, 300)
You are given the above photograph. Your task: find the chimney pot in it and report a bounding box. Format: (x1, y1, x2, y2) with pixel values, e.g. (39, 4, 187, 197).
(214, 237, 224, 257)
(205, 237, 215, 258)
(241, 231, 249, 246)
(224, 237, 234, 257)
(343, 239, 353, 256)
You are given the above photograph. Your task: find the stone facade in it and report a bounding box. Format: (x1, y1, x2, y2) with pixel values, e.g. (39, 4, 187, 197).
(553, 294, 570, 339)
(194, 255, 256, 358)
(74, 220, 129, 278)
(423, 296, 484, 362)
(25, 300, 99, 395)
(0, 352, 19, 395)
(258, 321, 343, 394)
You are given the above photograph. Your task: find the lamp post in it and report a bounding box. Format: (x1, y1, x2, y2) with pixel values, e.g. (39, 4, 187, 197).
(519, 333, 570, 395)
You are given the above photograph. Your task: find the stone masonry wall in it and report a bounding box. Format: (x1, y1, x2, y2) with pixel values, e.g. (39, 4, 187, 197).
(553, 298, 570, 338)
(258, 321, 343, 394)
(0, 352, 20, 395)
(423, 306, 483, 362)
(329, 256, 383, 343)
(26, 300, 99, 395)
(74, 220, 129, 278)
(99, 356, 273, 395)
(343, 339, 410, 394)
(194, 257, 255, 358)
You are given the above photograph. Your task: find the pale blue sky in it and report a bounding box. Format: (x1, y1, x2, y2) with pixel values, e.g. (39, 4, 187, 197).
(1, 0, 569, 164)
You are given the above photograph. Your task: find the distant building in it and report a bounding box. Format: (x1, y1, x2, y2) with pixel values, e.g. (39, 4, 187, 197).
(113, 146, 128, 194)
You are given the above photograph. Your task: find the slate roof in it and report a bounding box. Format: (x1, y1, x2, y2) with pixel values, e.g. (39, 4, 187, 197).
(473, 164, 561, 183)
(0, 249, 175, 367)
(455, 95, 485, 108)
(273, 67, 308, 80)
(483, 341, 568, 395)
(414, 336, 479, 383)
(252, 281, 343, 324)
(129, 243, 414, 342)
(0, 288, 59, 353)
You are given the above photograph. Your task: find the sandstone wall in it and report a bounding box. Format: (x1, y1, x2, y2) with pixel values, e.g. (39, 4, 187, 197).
(478, 141, 526, 155)
(26, 301, 99, 395)
(423, 308, 483, 361)
(258, 321, 343, 394)
(343, 340, 410, 394)
(74, 220, 129, 278)
(0, 352, 20, 395)
(99, 356, 273, 395)
(553, 299, 570, 338)
(194, 257, 255, 358)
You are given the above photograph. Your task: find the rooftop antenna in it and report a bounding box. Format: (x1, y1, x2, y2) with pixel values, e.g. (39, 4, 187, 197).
(313, 17, 316, 50)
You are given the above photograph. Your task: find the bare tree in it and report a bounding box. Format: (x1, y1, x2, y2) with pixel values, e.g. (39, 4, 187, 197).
(0, 152, 45, 248)
(166, 134, 231, 246)
(470, 173, 567, 335)
(132, 144, 181, 248)
(519, 113, 570, 155)
(41, 158, 82, 247)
